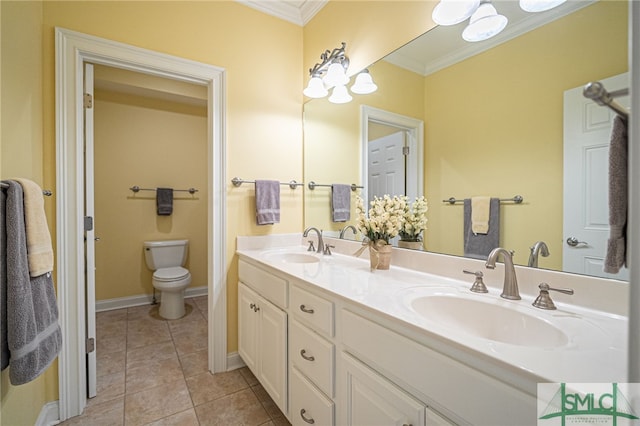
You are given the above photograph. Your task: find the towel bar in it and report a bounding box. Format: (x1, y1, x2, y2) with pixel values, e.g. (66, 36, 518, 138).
(231, 177, 303, 190)
(129, 186, 198, 194)
(1, 181, 52, 196)
(307, 181, 363, 192)
(443, 195, 523, 205)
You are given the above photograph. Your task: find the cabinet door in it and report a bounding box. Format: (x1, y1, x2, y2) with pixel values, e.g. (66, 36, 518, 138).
(341, 353, 426, 426)
(258, 294, 288, 415)
(238, 282, 258, 374)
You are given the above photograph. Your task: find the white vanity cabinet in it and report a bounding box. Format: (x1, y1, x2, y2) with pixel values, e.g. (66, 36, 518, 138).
(289, 282, 337, 425)
(238, 260, 289, 416)
(339, 352, 426, 426)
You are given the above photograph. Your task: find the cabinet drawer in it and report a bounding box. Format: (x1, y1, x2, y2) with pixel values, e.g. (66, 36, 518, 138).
(291, 320, 335, 398)
(239, 259, 288, 309)
(291, 367, 334, 426)
(291, 284, 334, 336)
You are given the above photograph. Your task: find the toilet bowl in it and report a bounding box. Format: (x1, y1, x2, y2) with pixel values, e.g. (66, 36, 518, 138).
(144, 240, 191, 319)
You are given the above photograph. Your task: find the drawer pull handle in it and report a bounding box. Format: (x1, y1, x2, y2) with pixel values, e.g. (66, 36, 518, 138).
(300, 349, 315, 362)
(300, 409, 315, 424)
(300, 304, 315, 314)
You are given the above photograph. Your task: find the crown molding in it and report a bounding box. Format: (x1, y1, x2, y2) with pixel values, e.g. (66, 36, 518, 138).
(236, 0, 328, 26)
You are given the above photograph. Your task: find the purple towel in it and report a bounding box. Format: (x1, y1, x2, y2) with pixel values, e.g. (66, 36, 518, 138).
(331, 184, 351, 222)
(255, 180, 280, 225)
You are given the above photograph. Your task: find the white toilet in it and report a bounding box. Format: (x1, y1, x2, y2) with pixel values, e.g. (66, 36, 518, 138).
(144, 239, 192, 319)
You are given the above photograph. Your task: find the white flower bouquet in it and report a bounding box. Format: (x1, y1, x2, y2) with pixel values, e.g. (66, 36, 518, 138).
(399, 196, 428, 242)
(356, 195, 407, 244)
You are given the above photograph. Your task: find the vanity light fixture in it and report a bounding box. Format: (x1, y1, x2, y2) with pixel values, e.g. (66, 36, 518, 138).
(432, 0, 566, 42)
(303, 42, 378, 103)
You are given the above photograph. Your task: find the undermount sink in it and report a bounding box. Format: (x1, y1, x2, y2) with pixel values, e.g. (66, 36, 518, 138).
(263, 251, 320, 264)
(410, 295, 568, 348)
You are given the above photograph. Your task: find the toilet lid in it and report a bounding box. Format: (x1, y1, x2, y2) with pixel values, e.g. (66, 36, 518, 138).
(154, 266, 190, 281)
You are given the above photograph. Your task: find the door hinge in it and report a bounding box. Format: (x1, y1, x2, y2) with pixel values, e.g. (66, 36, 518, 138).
(402, 146, 410, 156)
(86, 337, 95, 354)
(84, 216, 94, 232)
(83, 93, 93, 109)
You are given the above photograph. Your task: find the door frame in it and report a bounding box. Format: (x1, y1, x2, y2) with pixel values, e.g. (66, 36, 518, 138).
(55, 27, 227, 420)
(360, 105, 424, 204)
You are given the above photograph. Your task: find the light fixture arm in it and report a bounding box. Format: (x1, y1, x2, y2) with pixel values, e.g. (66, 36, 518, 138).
(308, 42, 350, 77)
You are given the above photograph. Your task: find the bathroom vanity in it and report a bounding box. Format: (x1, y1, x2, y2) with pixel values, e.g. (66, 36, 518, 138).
(236, 234, 628, 425)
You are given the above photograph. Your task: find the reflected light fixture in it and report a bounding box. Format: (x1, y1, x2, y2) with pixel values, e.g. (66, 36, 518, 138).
(303, 42, 377, 104)
(462, 1, 508, 42)
(432, 0, 566, 43)
(519, 0, 567, 12)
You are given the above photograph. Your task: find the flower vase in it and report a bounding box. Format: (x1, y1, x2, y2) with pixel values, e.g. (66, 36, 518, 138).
(398, 240, 423, 250)
(369, 241, 392, 270)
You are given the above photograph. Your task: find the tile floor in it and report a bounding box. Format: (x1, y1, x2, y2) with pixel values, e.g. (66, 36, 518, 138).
(60, 296, 290, 426)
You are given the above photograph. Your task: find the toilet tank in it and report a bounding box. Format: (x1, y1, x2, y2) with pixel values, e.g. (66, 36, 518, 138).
(144, 239, 189, 270)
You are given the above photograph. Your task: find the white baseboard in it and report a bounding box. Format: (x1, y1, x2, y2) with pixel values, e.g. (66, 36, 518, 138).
(96, 286, 207, 312)
(35, 401, 60, 426)
(226, 351, 246, 371)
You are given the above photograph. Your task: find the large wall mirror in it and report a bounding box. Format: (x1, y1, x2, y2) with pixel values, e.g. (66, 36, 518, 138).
(303, 0, 630, 280)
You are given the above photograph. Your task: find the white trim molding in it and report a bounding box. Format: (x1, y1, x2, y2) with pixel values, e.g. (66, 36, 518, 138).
(360, 105, 424, 204)
(95, 286, 208, 312)
(55, 27, 227, 420)
(35, 401, 60, 426)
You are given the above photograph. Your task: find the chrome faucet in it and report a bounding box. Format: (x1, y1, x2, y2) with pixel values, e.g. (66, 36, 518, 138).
(528, 241, 550, 268)
(485, 247, 521, 300)
(339, 225, 357, 239)
(303, 227, 324, 254)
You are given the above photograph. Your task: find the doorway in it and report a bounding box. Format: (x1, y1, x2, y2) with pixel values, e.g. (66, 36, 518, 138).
(55, 28, 227, 421)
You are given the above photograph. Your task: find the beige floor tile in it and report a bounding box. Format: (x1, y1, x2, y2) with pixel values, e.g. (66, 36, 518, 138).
(179, 349, 209, 378)
(97, 334, 127, 355)
(194, 388, 270, 426)
(127, 304, 158, 320)
(239, 367, 259, 386)
(91, 371, 126, 405)
(251, 384, 285, 419)
(270, 415, 291, 426)
(172, 329, 208, 356)
(97, 349, 126, 377)
(97, 308, 128, 323)
(124, 378, 193, 426)
(97, 319, 127, 339)
(185, 370, 249, 406)
(126, 322, 172, 350)
(127, 340, 177, 370)
(61, 396, 125, 426)
(146, 408, 200, 426)
(126, 356, 185, 394)
(168, 313, 207, 335)
(191, 296, 207, 312)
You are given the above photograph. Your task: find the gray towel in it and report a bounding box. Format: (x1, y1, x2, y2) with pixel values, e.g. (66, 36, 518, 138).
(1, 189, 8, 370)
(604, 116, 628, 273)
(156, 188, 173, 216)
(5, 181, 62, 385)
(463, 198, 500, 260)
(255, 180, 280, 225)
(331, 184, 351, 222)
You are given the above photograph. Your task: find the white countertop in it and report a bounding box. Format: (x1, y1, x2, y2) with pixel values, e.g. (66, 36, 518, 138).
(236, 234, 628, 392)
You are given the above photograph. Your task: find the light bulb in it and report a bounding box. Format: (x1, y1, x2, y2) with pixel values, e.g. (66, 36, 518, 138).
(328, 84, 352, 104)
(303, 75, 328, 98)
(351, 70, 378, 95)
(462, 2, 508, 42)
(432, 0, 480, 26)
(323, 62, 349, 87)
(519, 0, 566, 12)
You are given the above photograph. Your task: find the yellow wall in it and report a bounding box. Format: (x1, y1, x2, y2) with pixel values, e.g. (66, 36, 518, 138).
(304, 60, 424, 231)
(40, 0, 304, 358)
(93, 88, 208, 301)
(424, 1, 628, 267)
(1, 2, 56, 425)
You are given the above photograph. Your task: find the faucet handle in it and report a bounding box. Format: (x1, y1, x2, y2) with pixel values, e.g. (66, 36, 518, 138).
(323, 244, 334, 255)
(463, 270, 488, 293)
(532, 282, 574, 310)
(307, 240, 316, 252)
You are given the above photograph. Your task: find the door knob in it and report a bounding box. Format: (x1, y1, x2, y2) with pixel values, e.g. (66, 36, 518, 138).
(94, 237, 101, 242)
(566, 237, 588, 247)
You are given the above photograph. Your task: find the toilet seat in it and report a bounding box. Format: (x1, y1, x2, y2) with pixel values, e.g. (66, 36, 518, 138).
(153, 266, 190, 282)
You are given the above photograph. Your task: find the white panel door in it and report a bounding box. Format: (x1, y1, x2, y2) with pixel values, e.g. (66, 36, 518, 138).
(563, 73, 629, 280)
(238, 283, 258, 374)
(368, 131, 406, 205)
(84, 62, 97, 399)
